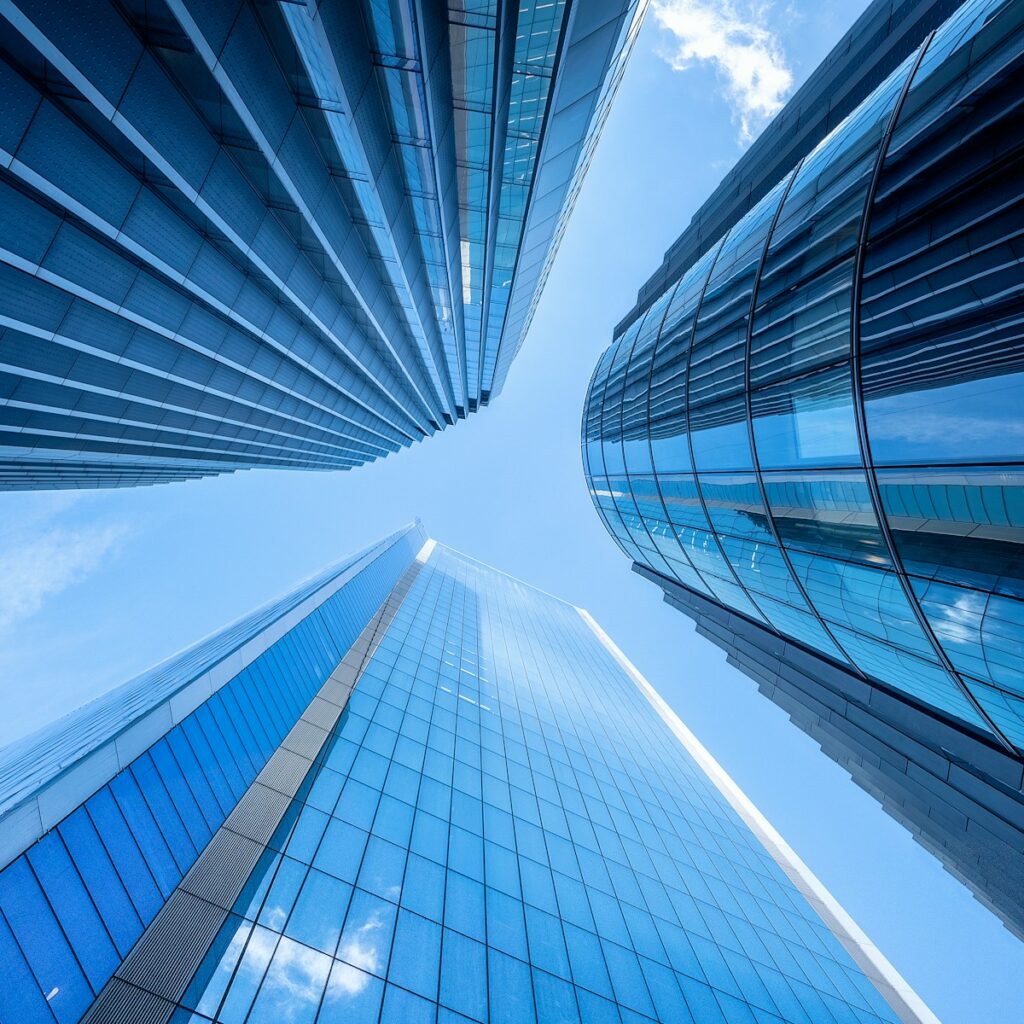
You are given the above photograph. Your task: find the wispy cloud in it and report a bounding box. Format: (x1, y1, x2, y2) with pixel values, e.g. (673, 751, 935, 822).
(0, 518, 126, 630)
(652, 0, 794, 144)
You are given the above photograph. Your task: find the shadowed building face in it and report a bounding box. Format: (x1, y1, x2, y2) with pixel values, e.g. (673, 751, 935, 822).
(0, 0, 645, 489)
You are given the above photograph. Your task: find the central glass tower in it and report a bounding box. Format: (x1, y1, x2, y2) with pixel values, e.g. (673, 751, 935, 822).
(0, 525, 932, 1023)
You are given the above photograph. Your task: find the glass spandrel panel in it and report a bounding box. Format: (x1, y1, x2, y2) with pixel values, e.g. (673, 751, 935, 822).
(751, 365, 861, 470)
(788, 551, 935, 659)
(750, 49, 915, 387)
(876, 466, 1024, 598)
(910, 577, 1024, 696)
(761, 470, 889, 566)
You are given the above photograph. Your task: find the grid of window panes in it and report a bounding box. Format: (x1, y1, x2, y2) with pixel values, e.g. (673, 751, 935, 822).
(0, 528, 422, 1024)
(488, 0, 647, 398)
(478, 0, 567, 390)
(174, 545, 903, 1024)
(583, 0, 1024, 751)
(0, 0, 634, 489)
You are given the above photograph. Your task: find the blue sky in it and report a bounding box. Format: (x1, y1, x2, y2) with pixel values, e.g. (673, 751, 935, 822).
(0, 2, 1017, 1019)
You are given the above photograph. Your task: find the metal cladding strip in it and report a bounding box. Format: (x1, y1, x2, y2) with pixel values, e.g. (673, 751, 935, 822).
(738, 160, 871, 682)
(413, 0, 469, 410)
(847, 29, 1016, 756)
(0, 523, 420, 870)
(575, 606, 941, 1024)
(81, 542, 433, 1024)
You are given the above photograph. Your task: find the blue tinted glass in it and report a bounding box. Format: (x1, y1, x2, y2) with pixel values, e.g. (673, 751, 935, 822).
(691, 398, 754, 471)
(0, 859, 92, 1023)
(752, 366, 860, 469)
(911, 578, 1024, 696)
(788, 552, 935, 658)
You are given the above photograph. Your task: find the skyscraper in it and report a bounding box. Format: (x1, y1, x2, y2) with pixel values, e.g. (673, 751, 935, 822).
(0, 0, 643, 490)
(583, 0, 1024, 936)
(0, 523, 935, 1024)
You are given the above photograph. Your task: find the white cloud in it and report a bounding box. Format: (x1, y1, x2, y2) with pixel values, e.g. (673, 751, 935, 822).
(652, 0, 794, 144)
(0, 522, 126, 629)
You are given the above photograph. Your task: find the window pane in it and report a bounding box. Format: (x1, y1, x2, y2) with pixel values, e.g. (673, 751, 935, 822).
(752, 366, 860, 469)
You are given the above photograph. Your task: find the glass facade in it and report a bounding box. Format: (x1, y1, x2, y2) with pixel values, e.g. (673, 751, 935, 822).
(0, 532, 932, 1023)
(584, 0, 1024, 755)
(0, 0, 644, 490)
(0, 524, 426, 1024)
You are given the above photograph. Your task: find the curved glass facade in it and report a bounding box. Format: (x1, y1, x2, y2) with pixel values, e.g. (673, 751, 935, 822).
(584, 0, 1024, 751)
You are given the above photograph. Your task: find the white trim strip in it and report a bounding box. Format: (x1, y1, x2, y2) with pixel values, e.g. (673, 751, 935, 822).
(576, 606, 940, 1024)
(0, 524, 425, 869)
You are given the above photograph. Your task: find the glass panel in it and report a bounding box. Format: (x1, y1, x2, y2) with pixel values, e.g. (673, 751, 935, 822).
(788, 552, 934, 658)
(246, 935, 330, 1024)
(863, 361, 1024, 467)
(752, 366, 861, 469)
(717, 536, 807, 606)
(654, 475, 711, 532)
(649, 249, 720, 475)
(827, 626, 989, 731)
(968, 681, 1024, 750)
(698, 474, 773, 542)
(688, 178, 790, 408)
(700, 574, 768, 624)
(690, 396, 754, 472)
(751, 48, 915, 385)
(622, 292, 673, 477)
(762, 470, 889, 565)
(600, 324, 643, 478)
(170, 546, 906, 1024)
(877, 466, 1024, 598)
(911, 577, 1024, 696)
(750, 594, 848, 663)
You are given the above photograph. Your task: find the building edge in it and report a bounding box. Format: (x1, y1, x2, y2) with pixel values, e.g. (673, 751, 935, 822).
(576, 605, 940, 1024)
(635, 563, 1024, 944)
(0, 521, 428, 871)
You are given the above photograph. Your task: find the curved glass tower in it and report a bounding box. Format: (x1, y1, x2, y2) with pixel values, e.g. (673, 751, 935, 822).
(584, 0, 1024, 934)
